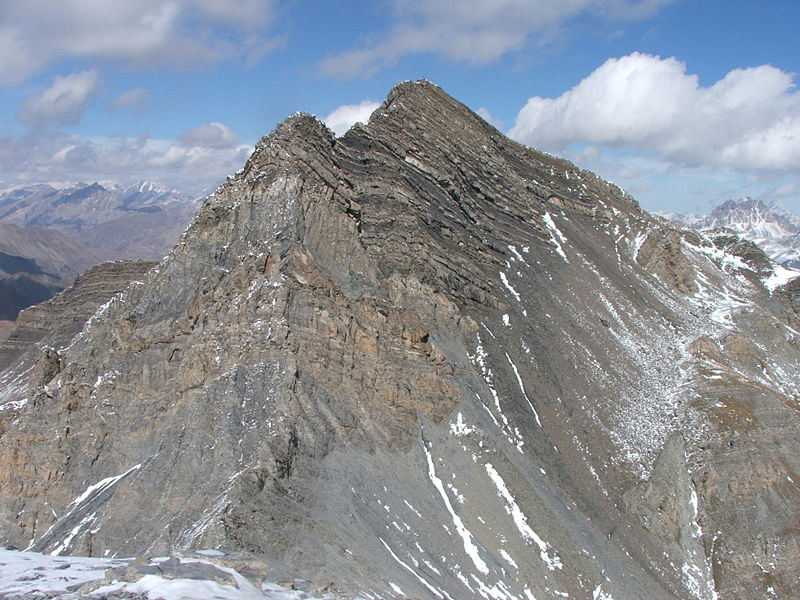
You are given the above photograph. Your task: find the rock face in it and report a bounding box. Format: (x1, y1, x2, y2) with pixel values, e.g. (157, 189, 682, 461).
(1, 81, 799, 600)
(0, 260, 157, 371)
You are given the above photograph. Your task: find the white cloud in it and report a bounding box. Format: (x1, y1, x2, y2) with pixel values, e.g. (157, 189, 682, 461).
(179, 122, 240, 149)
(477, 107, 504, 130)
(0, 0, 280, 84)
(18, 70, 102, 128)
(110, 88, 151, 112)
(509, 52, 800, 172)
(320, 0, 674, 78)
(759, 182, 798, 200)
(0, 29, 42, 85)
(322, 100, 381, 136)
(0, 131, 252, 196)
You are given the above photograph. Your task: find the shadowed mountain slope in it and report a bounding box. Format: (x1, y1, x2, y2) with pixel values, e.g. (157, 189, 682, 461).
(0, 223, 98, 321)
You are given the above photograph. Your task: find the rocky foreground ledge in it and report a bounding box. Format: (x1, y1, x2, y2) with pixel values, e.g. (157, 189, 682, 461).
(0, 548, 343, 599)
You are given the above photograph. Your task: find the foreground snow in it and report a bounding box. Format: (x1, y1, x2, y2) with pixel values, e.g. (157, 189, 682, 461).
(0, 548, 328, 599)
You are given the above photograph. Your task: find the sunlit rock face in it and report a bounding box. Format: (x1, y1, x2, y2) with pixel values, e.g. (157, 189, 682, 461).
(1, 80, 799, 600)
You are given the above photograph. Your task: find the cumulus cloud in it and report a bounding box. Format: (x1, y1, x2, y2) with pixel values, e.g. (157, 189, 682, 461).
(320, 0, 674, 78)
(110, 88, 151, 112)
(509, 52, 800, 171)
(0, 0, 280, 84)
(322, 100, 381, 136)
(477, 107, 504, 130)
(179, 122, 240, 148)
(18, 70, 102, 128)
(0, 132, 253, 195)
(759, 182, 798, 200)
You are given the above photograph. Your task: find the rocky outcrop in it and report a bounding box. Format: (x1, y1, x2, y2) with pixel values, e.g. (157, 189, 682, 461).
(0, 81, 799, 600)
(0, 260, 156, 372)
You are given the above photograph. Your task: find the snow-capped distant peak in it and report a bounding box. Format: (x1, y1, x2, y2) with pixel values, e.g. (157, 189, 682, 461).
(45, 181, 79, 191)
(664, 197, 800, 268)
(132, 180, 171, 194)
(704, 198, 794, 238)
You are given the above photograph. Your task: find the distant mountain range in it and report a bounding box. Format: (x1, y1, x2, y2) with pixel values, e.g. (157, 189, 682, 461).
(659, 197, 800, 268)
(0, 181, 201, 261)
(0, 181, 203, 323)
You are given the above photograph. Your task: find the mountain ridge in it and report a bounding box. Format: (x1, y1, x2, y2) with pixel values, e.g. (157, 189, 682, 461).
(0, 80, 799, 599)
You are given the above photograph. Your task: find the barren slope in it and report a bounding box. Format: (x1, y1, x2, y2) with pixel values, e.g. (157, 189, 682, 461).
(1, 81, 798, 600)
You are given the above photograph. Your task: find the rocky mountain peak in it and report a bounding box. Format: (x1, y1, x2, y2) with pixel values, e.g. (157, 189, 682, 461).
(705, 196, 795, 234)
(702, 196, 790, 228)
(665, 196, 800, 268)
(714, 196, 767, 212)
(1, 82, 799, 600)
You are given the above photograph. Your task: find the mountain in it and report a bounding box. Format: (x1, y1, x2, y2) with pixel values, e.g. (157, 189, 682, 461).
(663, 197, 800, 268)
(0, 259, 157, 371)
(0, 180, 201, 261)
(1, 81, 800, 599)
(0, 181, 200, 331)
(0, 223, 98, 322)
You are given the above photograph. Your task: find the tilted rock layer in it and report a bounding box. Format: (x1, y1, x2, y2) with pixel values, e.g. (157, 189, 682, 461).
(0, 260, 157, 372)
(1, 81, 799, 600)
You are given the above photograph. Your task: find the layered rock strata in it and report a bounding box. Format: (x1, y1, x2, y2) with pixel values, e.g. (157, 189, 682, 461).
(0, 81, 798, 600)
(0, 260, 157, 371)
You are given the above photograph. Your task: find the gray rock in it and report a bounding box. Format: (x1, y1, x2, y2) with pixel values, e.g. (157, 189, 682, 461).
(1, 80, 799, 599)
(0, 260, 157, 370)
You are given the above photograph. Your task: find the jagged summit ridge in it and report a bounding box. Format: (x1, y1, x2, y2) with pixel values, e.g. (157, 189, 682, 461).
(0, 82, 799, 600)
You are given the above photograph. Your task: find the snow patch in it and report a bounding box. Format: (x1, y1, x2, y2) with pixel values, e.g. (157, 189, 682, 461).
(499, 272, 522, 302)
(380, 537, 445, 599)
(0, 549, 320, 600)
(763, 263, 800, 291)
(484, 463, 561, 570)
(499, 548, 518, 570)
(29, 463, 142, 555)
(504, 352, 542, 427)
(67, 464, 142, 511)
(423, 441, 489, 575)
(541, 212, 569, 262)
(593, 585, 615, 600)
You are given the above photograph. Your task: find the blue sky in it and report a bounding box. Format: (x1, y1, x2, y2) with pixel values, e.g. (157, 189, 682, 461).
(1, 0, 799, 214)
